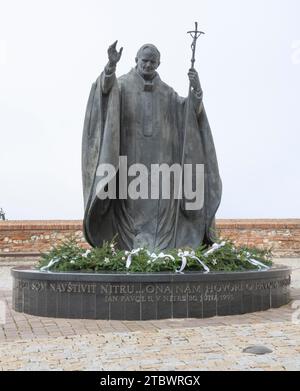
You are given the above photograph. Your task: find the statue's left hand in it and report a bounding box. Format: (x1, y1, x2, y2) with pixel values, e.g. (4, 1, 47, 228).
(188, 68, 201, 92)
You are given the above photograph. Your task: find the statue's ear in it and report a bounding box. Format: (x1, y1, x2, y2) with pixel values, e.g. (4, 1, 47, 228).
(135, 57, 138, 64)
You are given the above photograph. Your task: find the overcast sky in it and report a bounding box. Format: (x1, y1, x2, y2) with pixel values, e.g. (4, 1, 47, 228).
(0, 0, 299, 220)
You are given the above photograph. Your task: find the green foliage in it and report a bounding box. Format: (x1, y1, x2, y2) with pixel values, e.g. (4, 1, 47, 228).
(37, 237, 273, 273)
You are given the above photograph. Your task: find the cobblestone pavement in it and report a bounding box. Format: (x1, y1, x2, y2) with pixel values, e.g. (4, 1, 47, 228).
(0, 259, 299, 371)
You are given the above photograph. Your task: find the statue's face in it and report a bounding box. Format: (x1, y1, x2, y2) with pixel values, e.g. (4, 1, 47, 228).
(136, 49, 160, 79)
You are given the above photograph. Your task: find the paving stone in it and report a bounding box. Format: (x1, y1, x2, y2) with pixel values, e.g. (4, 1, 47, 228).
(0, 263, 300, 370)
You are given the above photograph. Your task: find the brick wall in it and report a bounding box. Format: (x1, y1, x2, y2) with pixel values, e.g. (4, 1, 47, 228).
(0, 221, 87, 257)
(217, 219, 300, 258)
(0, 219, 299, 258)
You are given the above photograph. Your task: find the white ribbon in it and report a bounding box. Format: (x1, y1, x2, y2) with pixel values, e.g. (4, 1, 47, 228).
(40, 257, 61, 271)
(204, 241, 226, 257)
(248, 258, 270, 270)
(148, 252, 175, 262)
(125, 248, 143, 269)
(82, 249, 91, 258)
(177, 250, 210, 273)
(125, 249, 176, 269)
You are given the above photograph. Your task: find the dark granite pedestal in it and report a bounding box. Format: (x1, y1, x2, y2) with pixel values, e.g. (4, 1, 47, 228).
(11, 267, 291, 320)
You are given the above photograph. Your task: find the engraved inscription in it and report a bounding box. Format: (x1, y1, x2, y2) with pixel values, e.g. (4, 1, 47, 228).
(17, 280, 97, 294)
(31, 281, 46, 291)
(15, 276, 291, 305)
(49, 282, 96, 294)
(103, 293, 234, 303)
(244, 277, 291, 291)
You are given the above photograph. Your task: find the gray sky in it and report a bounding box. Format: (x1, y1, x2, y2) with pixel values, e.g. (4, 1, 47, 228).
(0, 0, 299, 220)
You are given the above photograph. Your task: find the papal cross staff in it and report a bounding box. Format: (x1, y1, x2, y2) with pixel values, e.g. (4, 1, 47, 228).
(174, 22, 205, 247)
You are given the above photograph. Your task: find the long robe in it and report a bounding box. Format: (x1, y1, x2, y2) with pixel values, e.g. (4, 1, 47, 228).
(82, 68, 222, 250)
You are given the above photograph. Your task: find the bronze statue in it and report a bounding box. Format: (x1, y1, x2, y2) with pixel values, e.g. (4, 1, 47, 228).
(82, 27, 222, 251)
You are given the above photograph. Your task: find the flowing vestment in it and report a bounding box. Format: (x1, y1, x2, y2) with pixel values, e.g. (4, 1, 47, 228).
(82, 68, 222, 250)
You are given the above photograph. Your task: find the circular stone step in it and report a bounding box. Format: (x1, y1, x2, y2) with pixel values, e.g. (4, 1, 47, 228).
(11, 266, 291, 320)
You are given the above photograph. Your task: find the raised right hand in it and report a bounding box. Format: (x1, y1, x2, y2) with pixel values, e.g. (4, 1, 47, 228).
(107, 40, 123, 66)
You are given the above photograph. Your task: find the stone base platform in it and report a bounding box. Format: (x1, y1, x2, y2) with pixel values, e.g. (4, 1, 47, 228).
(11, 267, 291, 320)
